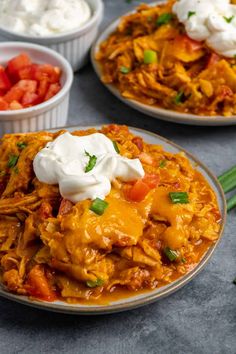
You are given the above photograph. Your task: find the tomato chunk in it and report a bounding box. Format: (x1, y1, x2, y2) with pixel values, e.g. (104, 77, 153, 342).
(142, 174, 159, 189)
(16, 79, 37, 93)
(206, 53, 220, 68)
(22, 92, 41, 107)
(4, 86, 25, 103)
(126, 180, 151, 202)
(7, 53, 32, 82)
(45, 83, 61, 101)
(58, 199, 74, 216)
(0, 67, 11, 92)
(0, 98, 9, 110)
(37, 78, 49, 98)
(27, 265, 56, 302)
(35, 64, 61, 83)
(9, 100, 23, 110)
(18, 64, 39, 80)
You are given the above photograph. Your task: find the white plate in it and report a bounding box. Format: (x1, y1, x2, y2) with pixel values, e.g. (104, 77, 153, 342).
(91, 1, 236, 126)
(0, 126, 226, 314)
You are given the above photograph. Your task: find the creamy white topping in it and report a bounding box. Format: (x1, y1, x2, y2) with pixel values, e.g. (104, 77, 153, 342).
(173, 0, 236, 58)
(33, 132, 145, 203)
(0, 0, 91, 36)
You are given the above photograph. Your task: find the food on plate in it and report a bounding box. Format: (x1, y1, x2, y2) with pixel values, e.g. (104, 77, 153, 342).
(0, 0, 91, 36)
(0, 125, 221, 303)
(96, 0, 236, 116)
(0, 53, 61, 111)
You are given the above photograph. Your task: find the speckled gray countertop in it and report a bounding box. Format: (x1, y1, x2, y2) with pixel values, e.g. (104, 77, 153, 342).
(0, 1, 235, 353)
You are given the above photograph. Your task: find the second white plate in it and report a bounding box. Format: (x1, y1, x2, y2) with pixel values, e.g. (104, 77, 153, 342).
(91, 2, 236, 126)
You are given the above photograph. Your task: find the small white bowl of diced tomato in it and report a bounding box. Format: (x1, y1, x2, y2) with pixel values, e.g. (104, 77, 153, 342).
(0, 42, 73, 134)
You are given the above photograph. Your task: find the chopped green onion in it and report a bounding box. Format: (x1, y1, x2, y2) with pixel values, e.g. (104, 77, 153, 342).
(156, 13, 172, 26)
(164, 247, 178, 262)
(14, 167, 19, 174)
(120, 66, 130, 74)
(143, 50, 158, 64)
(174, 91, 185, 105)
(113, 141, 120, 154)
(224, 15, 234, 23)
(159, 160, 166, 168)
(7, 155, 18, 168)
(218, 165, 236, 193)
(188, 11, 196, 19)
(17, 142, 27, 150)
(86, 278, 104, 288)
(181, 257, 187, 264)
(85, 151, 97, 173)
(169, 192, 189, 204)
(90, 198, 108, 215)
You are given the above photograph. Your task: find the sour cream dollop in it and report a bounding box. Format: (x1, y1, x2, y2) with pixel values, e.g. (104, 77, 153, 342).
(0, 0, 91, 36)
(33, 132, 145, 203)
(173, 0, 236, 58)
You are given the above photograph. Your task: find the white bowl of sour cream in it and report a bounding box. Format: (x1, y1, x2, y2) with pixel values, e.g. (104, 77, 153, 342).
(0, 0, 104, 71)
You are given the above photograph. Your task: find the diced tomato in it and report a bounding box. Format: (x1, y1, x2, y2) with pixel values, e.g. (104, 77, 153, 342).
(35, 64, 61, 83)
(132, 137, 143, 151)
(138, 152, 154, 165)
(18, 64, 39, 80)
(142, 174, 159, 189)
(9, 100, 23, 110)
(179, 35, 203, 52)
(44, 83, 61, 101)
(0, 98, 9, 110)
(26, 265, 56, 302)
(126, 179, 151, 202)
(16, 79, 37, 93)
(22, 92, 41, 107)
(38, 202, 53, 219)
(58, 199, 74, 216)
(4, 86, 25, 103)
(206, 53, 220, 68)
(0, 67, 11, 92)
(37, 78, 49, 98)
(7, 53, 32, 82)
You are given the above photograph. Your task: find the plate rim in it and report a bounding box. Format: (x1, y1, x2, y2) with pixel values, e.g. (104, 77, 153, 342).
(0, 125, 227, 315)
(91, 1, 236, 126)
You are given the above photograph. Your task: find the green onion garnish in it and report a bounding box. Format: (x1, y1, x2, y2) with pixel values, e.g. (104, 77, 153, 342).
(90, 198, 108, 215)
(174, 91, 185, 105)
(14, 167, 19, 174)
(218, 165, 236, 193)
(156, 13, 172, 26)
(188, 11, 196, 19)
(86, 278, 104, 288)
(85, 151, 97, 173)
(143, 50, 158, 64)
(7, 155, 19, 168)
(113, 141, 120, 154)
(159, 160, 166, 168)
(224, 15, 234, 23)
(17, 142, 27, 150)
(164, 247, 178, 262)
(169, 192, 189, 204)
(120, 66, 130, 74)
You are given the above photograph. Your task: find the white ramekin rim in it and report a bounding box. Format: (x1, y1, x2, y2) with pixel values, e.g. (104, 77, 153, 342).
(0, 0, 104, 44)
(0, 42, 74, 120)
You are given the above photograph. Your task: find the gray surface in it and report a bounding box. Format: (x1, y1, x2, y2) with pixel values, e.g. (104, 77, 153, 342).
(0, 1, 236, 354)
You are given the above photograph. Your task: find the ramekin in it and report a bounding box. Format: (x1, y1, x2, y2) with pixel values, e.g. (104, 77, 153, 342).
(0, 0, 104, 72)
(0, 42, 73, 134)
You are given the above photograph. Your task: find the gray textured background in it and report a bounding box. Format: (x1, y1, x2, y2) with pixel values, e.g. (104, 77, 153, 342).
(0, 1, 236, 353)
